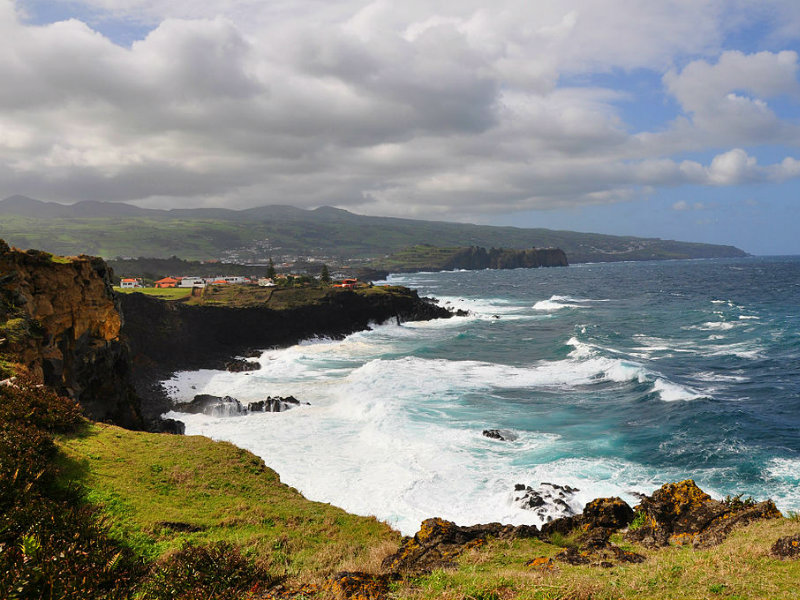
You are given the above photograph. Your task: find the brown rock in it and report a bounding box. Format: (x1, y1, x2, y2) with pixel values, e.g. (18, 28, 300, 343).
(381, 517, 539, 574)
(771, 535, 800, 560)
(0, 242, 141, 427)
(581, 497, 634, 530)
(322, 572, 397, 600)
(625, 479, 782, 548)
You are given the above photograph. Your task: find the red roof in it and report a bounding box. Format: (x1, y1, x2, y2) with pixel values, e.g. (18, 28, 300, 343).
(121, 278, 139, 282)
(155, 277, 180, 283)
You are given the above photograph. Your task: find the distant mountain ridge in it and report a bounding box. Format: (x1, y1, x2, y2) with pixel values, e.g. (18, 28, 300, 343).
(0, 195, 748, 263)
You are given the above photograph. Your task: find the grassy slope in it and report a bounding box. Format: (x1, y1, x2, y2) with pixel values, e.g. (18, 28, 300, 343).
(57, 424, 800, 599)
(57, 423, 399, 582)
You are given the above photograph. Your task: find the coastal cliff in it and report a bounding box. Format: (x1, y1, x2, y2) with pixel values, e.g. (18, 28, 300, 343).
(119, 285, 452, 425)
(0, 240, 141, 427)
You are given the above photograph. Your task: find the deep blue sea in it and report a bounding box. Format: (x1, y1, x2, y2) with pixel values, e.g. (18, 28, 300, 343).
(166, 257, 800, 535)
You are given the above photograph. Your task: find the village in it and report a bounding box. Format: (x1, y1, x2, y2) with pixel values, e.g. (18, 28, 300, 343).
(117, 271, 360, 291)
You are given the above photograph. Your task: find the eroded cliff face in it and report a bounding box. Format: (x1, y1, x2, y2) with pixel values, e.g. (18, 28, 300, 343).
(119, 287, 452, 425)
(0, 240, 141, 427)
(445, 247, 569, 270)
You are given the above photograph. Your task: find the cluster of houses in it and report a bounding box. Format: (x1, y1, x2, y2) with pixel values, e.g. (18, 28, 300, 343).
(119, 275, 277, 289)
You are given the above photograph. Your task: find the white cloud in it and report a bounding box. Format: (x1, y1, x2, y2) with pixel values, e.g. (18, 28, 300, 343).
(1, 0, 800, 217)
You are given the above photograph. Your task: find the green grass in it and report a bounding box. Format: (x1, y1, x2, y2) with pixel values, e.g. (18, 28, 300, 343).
(56, 423, 400, 582)
(114, 287, 192, 300)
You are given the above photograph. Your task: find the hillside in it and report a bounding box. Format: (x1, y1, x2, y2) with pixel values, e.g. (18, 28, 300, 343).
(0, 195, 747, 264)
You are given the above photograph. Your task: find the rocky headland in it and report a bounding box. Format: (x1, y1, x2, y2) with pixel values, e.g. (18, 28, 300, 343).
(118, 284, 452, 427)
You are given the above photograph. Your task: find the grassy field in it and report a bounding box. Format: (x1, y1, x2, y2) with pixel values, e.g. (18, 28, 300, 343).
(114, 286, 192, 300)
(56, 423, 399, 582)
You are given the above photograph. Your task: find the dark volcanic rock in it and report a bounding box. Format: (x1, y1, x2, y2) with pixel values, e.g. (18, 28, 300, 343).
(172, 393, 306, 416)
(225, 358, 261, 372)
(625, 479, 782, 548)
(482, 429, 518, 441)
(771, 535, 800, 560)
(248, 395, 304, 412)
(159, 418, 185, 435)
(382, 517, 539, 574)
(581, 497, 635, 530)
(513, 482, 580, 522)
(176, 394, 245, 416)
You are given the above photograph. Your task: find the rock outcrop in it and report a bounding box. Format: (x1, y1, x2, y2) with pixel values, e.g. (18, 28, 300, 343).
(771, 535, 800, 560)
(0, 240, 141, 427)
(173, 393, 305, 417)
(624, 479, 782, 548)
(444, 246, 568, 270)
(381, 517, 539, 575)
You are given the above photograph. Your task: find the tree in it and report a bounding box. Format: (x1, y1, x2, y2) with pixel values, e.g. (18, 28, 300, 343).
(320, 264, 331, 284)
(267, 257, 276, 280)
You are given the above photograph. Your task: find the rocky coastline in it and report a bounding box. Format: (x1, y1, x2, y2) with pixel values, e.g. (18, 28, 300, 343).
(118, 285, 454, 428)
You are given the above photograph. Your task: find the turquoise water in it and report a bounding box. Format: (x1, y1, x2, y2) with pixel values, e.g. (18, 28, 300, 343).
(167, 257, 800, 534)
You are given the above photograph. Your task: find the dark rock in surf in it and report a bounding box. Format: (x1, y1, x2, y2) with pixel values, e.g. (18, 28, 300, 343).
(248, 395, 305, 412)
(514, 482, 580, 522)
(225, 358, 261, 372)
(177, 394, 245, 416)
(160, 418, 185, 435)
(482, 429, 517, 441)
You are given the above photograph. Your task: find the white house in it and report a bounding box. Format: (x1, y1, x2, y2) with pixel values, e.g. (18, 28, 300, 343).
(178, 277, 206, 288)
(120, 278, 142, 288)
(257, 278, 276, 287)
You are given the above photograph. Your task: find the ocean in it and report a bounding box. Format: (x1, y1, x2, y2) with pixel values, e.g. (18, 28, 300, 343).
(164, 256, 800, 536)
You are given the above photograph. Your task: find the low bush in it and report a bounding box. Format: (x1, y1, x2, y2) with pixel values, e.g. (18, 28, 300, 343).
(139, 541, 280, 600)
(0, 380, 142, 599)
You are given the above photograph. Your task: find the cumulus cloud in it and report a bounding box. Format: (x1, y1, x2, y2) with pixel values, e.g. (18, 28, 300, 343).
(2, 0, 800, 217)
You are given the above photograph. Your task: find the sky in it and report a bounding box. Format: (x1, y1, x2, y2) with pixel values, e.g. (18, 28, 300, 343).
(2, 1, 800, 254)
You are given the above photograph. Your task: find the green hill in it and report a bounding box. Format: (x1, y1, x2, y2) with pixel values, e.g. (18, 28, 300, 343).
(0, 195, 747, 264)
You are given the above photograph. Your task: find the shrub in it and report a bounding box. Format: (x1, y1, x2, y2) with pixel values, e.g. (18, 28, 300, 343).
(139, 541, 280, 600)
(628, 511, 647, 531)
(0, 380, 142, 599)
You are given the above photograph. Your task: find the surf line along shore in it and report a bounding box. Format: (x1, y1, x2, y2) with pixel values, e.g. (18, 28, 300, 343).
(117, 284, 460, 430)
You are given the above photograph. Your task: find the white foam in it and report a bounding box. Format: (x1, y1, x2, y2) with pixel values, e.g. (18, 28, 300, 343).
(652, 378, 706, 402)
(532, 295, 612, 312)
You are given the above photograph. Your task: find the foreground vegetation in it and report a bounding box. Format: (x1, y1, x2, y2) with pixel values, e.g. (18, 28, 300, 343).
(3, 377, 799, 599)
(395, 520, 800, 600)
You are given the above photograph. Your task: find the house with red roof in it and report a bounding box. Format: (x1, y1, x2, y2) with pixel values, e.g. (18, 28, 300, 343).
(154, 277, 180, 288)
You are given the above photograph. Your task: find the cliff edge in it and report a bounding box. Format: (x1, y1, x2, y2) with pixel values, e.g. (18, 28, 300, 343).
(0, 239, 141, 427)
